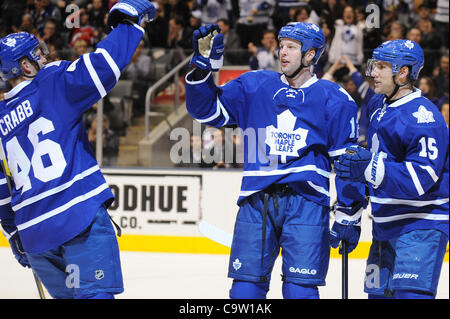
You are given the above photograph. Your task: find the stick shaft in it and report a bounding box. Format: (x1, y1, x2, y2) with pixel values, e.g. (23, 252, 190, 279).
(342, 240, 349, 299)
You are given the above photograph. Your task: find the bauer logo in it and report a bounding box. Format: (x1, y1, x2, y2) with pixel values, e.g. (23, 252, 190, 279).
(289, 267, 317, 275)
(393, 273, 419, 280)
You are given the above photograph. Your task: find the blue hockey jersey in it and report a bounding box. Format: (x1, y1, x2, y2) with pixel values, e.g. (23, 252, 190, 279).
(365, 89, 449, 240)
(186, 70, 366, 219)
(0, 22, 145, 254)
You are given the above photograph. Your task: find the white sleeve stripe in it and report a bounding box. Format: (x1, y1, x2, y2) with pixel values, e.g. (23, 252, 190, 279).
(217, 98, 230, 126)
(0, 196, 11, 205)
(406, 161, 424, 196)
(328, 147, 347, 157)
(95, 48, 120, 82)
(132, 23, 145, 34)
(334, 207, 363, 226)
(419, 165, 439, 182)
(83, 53, 107, 98)
(185, 69, 213, 84)
(195, 102, 221, 123)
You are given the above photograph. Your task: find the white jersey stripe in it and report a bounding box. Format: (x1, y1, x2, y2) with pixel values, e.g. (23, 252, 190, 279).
(406, 161, 424, 196)
(12, 165, 101, 212)
(243, 165, 330, 178)
(83, 53, 107, 98)
(419, 164, 439, 182)
(95, 48, 120, 82)
(370, 196, 449, 206)
(373, 212, 449, 223)
(17, 183, 109, 231)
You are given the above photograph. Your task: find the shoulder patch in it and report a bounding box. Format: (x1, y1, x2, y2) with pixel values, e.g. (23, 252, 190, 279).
(412, 105, 435, 124)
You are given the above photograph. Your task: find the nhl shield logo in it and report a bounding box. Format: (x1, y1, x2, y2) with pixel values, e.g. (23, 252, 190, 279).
(95, 269, 105, 280)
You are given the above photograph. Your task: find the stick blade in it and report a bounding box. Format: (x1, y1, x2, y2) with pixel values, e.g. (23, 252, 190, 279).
(198, 221, 232, 248)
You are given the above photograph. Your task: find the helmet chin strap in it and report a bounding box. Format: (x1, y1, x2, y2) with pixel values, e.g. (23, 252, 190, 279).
(21, 60, 41, 80)
(385, 76, 411, 104)
(285, 54, 312, 79)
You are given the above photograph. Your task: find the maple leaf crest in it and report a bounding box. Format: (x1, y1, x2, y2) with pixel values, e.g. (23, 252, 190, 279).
(412, 105, 435, 124)
(265, 110, 308, 163)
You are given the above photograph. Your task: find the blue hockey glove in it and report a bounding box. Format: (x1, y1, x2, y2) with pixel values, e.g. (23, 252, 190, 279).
(190, 24, 225, 72)
(334, 146, 372, 183)
(6, 230, 30, 268)
(107, 0, 156, 30)
(329, 222, 361, 254)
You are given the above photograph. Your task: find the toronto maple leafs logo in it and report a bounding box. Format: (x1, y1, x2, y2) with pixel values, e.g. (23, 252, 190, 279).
(413, 105, 435, 123)
(233, 258, 242, 271)
(265, 110, 308, 163)
(3, 38, 16, 47)
(404, 40, 414, 50)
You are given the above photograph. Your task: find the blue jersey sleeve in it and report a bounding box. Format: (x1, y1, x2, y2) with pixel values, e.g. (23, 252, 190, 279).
(36, 22, 145, 120)
(371, 104, 449, 198)
(185, 70, 244, 127)
(326, 84, 367, 222)
(0, 171, 15, 235)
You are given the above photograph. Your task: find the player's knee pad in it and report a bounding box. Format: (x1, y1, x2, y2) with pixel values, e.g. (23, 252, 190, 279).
(282, 282, 319, 299)
(75, 292, 115, 299)
(394, 290, 434, 299)
(229, 280, 269, 299)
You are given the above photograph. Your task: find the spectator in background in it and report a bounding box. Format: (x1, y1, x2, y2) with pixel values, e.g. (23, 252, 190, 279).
(70, 39, 89, 61)
(217, 18, 243, 65)
(440, 100, 449, 126)
(386, 21, 405, 40)
(145, 1, 169, 48)
(248, 29, 280, 71)
(122, 40, 152, 116)
(88, 114, 120, 167)
(88, 0, 108, 29)
(433, 54, 449, 100)
(69, 9, 98, 48)
(166, 16, 193, 50)
(418, 76, 447, 109)
(434, 0, 449, 48)
(416, 3, 442, 75)
(16, 13, 39, 35)
(39, 17, 64, 50)
(236, 0, 275, 49)
(328, 6, 364, 74)
(189, 10, 202, 30)
(194, 0, 231, 26)
(31, 0, 62, 33)
(406, 27, 422, 45)
(163, 0, 191, 26)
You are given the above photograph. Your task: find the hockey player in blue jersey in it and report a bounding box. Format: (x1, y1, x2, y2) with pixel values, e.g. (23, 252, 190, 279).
(185, 22, 366, 299)
(335, 40, 449, 299)
(0, 0, 155, 299)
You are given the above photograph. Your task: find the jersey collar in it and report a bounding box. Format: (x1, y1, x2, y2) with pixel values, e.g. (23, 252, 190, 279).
(280, 73, 318, 88)
(385, 88, 422, 108)
(4, 81, 32, 100)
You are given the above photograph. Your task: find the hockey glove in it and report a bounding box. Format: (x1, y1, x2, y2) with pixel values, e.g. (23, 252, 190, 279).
(334, 146, 372, 183)
(329, 222, 361, 254)
(107, 0, 156, 30)
(3, 227, 30, 268)
(190, 24, 225, 72)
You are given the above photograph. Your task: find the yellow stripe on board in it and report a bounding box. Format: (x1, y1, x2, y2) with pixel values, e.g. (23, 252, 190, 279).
(1, 234, 447, 261)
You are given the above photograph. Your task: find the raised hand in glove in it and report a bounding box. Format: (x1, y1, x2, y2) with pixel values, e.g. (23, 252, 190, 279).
(107, 0, 156, 30)
(190, 24, 225, 72)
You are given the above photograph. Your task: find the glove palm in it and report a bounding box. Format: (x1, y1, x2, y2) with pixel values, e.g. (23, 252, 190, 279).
(191, 24, 225, 71)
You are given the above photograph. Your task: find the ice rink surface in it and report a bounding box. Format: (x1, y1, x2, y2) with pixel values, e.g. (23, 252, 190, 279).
(0, 248, 448, 300)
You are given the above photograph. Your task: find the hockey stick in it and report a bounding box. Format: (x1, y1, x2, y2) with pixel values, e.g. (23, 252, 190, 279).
(198, 220, 232, 248)
(0, 138, 46, 299)
(341, 240, 349, 299)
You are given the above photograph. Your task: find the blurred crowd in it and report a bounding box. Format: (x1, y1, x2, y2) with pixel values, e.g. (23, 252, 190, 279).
(0, 0, 448, 167)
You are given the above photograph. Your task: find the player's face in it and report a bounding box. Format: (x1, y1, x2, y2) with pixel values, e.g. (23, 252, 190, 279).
(370, 61, 395, 95)
(279, 39, 302, 77)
